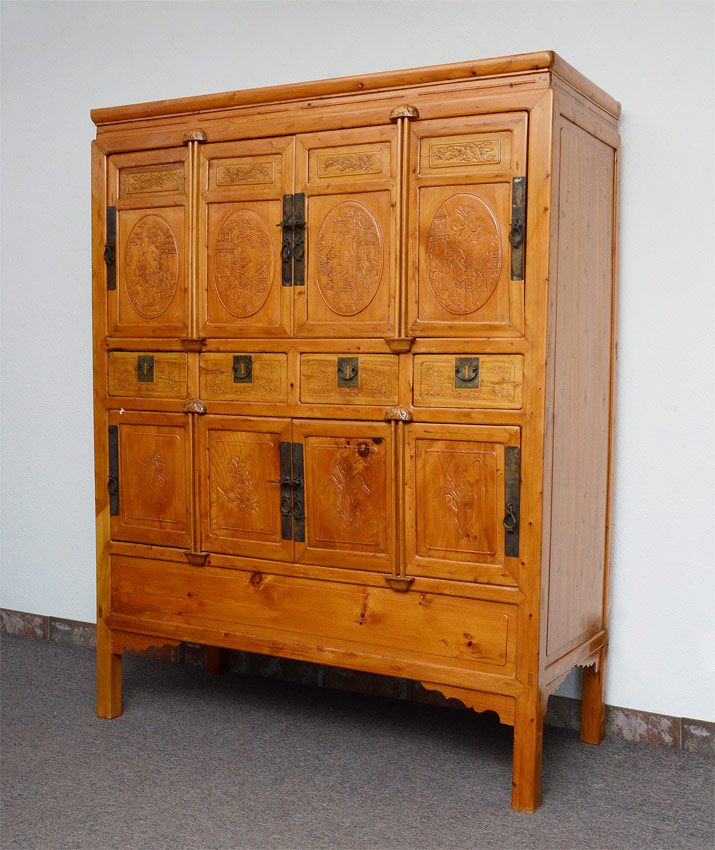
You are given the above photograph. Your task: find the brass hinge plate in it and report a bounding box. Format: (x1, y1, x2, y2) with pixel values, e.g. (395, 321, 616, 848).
(105, 206, 117, 290)
(504, 445, 521, 557)
(510, 177, 526, 281)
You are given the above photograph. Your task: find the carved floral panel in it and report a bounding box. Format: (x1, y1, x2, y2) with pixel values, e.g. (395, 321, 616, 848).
(213, 209, 274, 318)
(124, 215, 179, 319)
(426, 193, 502, 315)
(316, 201, 383, 316)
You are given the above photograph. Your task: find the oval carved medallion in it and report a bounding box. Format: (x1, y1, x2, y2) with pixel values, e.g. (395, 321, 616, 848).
(316, 201, 383, 316)
(124, 215, 179, 319)
(214, 210, 273, 318)
(427, 193, 502, 315)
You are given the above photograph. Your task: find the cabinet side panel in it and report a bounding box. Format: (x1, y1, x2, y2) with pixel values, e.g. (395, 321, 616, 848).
(545, 117, 616, 659)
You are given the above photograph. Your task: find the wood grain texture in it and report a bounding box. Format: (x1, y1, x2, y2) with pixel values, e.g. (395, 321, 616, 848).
(111, 556, 518, 675)
(544, 115, 616, 660)
(90, 52, 620, 125)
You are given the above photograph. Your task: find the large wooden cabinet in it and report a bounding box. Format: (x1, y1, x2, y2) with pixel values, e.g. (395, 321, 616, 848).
(91, 52, 620, 811)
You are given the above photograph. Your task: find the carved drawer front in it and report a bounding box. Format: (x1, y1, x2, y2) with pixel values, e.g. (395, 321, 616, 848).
(198, 416, 294, 562)
(295, 126, 398, 338)
(108, 352, 188, 399)
(106, 149, 190, 338)
(405, 423, 521, 586)
(300, 354, 398, 406)
(200, 353, 288, 403)
(108, 411, 192, 549)
(198, 138, 294, 338)
(413, 354, 523, 409)
(111, 557, 517, 677)
(292, 419, 394, 571)
(408, 113, 528, 339)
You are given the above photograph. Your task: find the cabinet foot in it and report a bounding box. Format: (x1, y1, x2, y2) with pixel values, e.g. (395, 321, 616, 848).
(580, 648, 607, 745)
(206, 646, 228, 675)
(511, 693, 546, 812)
(97, 625, 122, 719)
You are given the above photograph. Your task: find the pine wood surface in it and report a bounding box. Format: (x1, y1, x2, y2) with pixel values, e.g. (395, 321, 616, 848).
(92, 54, 620, 811)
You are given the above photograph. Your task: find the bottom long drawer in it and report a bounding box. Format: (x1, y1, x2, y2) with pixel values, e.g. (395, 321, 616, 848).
(110, 555, 518, 681)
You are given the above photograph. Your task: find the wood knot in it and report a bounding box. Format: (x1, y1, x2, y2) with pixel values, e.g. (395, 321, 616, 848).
(249, 572, 264, 588)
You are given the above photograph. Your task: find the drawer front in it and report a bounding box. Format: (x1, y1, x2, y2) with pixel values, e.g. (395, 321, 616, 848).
(300, 354, 398, 405)
(111, 556, 517, 675)
(413, 354, 523, 409)
(108, 352, 188, 399)
(200, 353, 288, 402)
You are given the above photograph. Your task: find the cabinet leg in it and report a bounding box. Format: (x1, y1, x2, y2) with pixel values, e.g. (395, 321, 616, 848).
(97, 625, 122, 719)
(580, 648, 607, 745)
(205, 646, 227, 675)
(511, 693, 545, 812)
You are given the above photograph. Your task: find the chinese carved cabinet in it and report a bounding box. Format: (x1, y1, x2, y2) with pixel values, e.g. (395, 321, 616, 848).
(91, 52, 620, 811)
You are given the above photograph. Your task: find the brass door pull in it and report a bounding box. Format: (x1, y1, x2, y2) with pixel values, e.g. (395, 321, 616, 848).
(503, 503, 518, 532)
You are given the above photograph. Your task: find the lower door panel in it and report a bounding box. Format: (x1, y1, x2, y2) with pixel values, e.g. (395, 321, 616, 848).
(109, 411, 192, 549)
(292, 419, 394, 571)
(199, 415, 294, 561)
(405, 423, 521, 585)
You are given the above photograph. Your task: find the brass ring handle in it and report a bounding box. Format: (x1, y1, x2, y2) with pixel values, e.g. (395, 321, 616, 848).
(337, 361, 358, 382)
(503, 503, 518, 533)
(508, 219, 524, 248)
(455, 362, 478, 383)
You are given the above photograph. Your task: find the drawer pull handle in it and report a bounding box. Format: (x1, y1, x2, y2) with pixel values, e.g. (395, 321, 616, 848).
(503, 503, 518, 533)
(357, 441, 370, 458)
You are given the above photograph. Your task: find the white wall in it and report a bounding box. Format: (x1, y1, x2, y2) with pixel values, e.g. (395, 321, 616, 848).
(1, 0, 713, 722)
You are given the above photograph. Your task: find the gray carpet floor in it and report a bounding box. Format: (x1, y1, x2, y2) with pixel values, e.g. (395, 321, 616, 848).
(1, 634, 712, 850)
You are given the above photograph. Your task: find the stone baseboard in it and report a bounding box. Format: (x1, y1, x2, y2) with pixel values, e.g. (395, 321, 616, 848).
(2, 607, 712, 755)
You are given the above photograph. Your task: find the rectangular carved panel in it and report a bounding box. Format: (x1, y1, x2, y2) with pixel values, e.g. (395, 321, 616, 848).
(199, 416, 293, 562)
(111, 557, 517, 675)
(309, 143, 390, 183)
(118, 163, 184, 199)
(127, 170, 180, 194)
(212, 155, 281, 190)
(300, 354, 398, 405)
(420, 132, 513, 176)
(405, 424, 520, 585)
(110, 412, 191, 549)
(200, 353, 288, 403)
(108, 352, 188, 399)
(413, 355, 523, 409)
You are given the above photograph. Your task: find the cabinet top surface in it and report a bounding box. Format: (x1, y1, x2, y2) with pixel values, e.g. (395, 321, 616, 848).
(91, 50, 621, 127)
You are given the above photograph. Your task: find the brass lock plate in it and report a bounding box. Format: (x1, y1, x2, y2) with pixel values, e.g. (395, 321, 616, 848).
(337, 356, 359, 388)
(232, 354, 253, 384)
(454, 356, 480, 388)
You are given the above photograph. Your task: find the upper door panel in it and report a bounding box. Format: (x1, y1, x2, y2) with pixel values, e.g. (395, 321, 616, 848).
(295, 126, 398, 338)
(407, 113, 528, 338)
(107, 149, 190, 337)
(198, 138, 294, 337)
